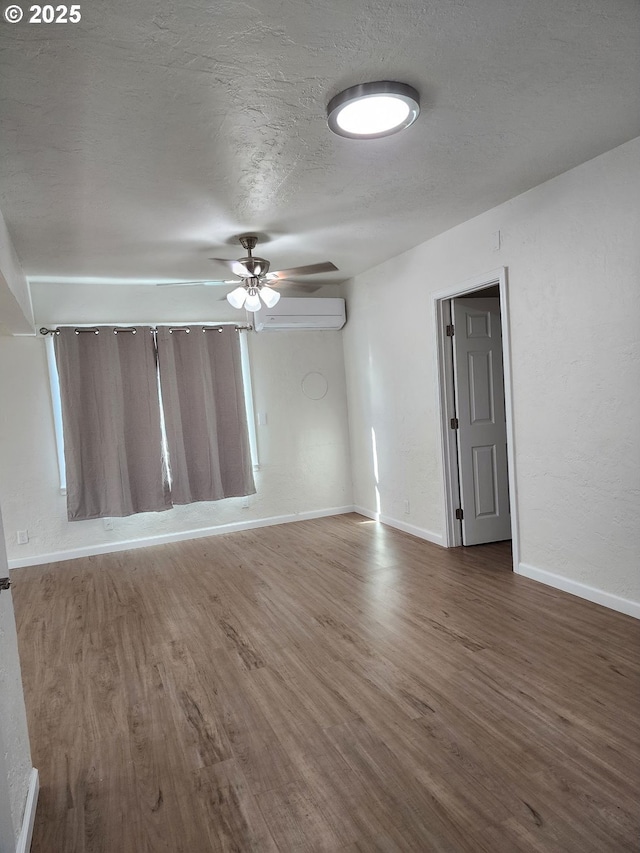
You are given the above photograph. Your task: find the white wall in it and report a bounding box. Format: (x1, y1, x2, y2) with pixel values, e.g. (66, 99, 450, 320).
(0, 503, 33, 850)
(0, 285, 352, 563)
(0, 208, 34, 335)
(343, 137, 640, 610)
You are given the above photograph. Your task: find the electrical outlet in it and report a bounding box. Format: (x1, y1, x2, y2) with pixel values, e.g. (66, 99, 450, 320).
(404, 500, 410, 515)
(241, 497, 250, 509)
(17, 529, 29, 544)
(257, 412, 268, 426)
(103, 518, 114, 531)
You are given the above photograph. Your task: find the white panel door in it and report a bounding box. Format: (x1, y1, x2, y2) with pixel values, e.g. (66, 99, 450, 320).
(452, 297, 511, 545)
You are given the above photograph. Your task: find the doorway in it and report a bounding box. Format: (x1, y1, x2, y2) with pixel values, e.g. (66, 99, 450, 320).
(433, 268, 519, 571)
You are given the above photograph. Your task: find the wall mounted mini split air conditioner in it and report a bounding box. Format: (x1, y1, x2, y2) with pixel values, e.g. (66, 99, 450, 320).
(253, 297, 346, 331)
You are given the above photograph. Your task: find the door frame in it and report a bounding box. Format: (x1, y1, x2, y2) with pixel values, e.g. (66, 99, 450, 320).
(432, 267, 520, 571)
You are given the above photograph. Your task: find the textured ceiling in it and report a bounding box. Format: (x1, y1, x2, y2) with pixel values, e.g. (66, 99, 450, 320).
(0, 0, 639, 287)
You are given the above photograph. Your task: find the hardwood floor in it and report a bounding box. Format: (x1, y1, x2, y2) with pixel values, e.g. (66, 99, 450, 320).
(11, 514, 640, 852)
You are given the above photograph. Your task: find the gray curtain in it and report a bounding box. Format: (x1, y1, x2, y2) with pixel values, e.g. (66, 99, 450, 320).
(156, 326, 255, 504)
(55, 327, 171, 520)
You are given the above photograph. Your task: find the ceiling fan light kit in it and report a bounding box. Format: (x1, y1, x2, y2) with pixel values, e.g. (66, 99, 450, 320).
(259, 285, 281, 308)
(244, 289, 263, 313)
(227, 285, 250, 309)
(226, 281, 281, 310)
(326, 81, 420, 139)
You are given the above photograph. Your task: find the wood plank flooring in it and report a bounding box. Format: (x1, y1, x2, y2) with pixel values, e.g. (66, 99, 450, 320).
(11, 513, 640, 852)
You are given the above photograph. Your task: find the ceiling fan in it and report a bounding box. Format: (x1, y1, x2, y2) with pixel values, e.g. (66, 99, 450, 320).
(158, 235, 338, 311)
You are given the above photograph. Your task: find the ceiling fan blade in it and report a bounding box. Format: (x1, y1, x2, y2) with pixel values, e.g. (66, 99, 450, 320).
(156, 281, 208, 287)
(269, 262, 338, 279)
(155, 279, 239, 287)
(209, 257, 236, 269)
(273, 280, 323, 294)
(210, 258, 252, 278)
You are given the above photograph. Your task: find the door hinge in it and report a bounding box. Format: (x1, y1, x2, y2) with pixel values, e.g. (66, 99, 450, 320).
(455, 508, 464, 520)
(446, 324, 455, 337)
(450, 417, 459, 429)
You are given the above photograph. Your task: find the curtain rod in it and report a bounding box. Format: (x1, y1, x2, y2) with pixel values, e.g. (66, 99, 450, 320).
(39, 324, 253, 336)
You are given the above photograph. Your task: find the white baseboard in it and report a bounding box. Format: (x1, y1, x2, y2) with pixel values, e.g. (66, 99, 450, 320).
(517, 562, 640, 620)
(16, 769, 38, 853)
(8, 506, 355, 569)
(353, 506, 443, 547)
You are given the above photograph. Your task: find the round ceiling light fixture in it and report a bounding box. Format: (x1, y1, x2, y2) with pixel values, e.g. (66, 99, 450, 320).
(327, 81, 420, 139)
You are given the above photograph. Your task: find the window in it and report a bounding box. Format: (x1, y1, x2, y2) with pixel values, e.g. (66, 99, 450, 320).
(46, 325, 258, 520)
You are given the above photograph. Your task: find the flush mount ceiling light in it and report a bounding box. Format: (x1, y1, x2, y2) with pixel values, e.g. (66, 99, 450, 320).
(327, 81, 420, 139)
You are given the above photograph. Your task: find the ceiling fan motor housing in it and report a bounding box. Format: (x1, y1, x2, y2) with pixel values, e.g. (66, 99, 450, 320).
(237, 234, 270, 277)
(239, 256, 270, 277)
